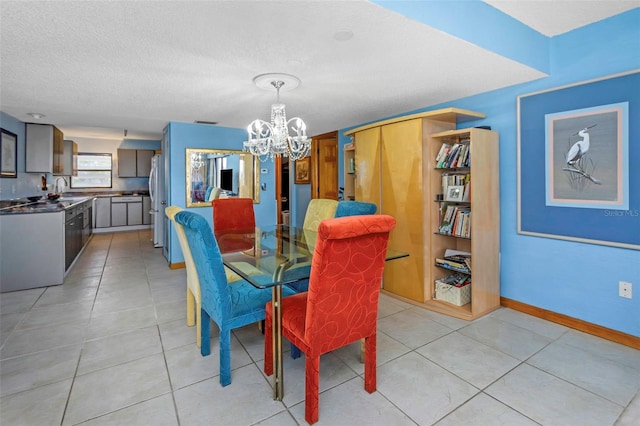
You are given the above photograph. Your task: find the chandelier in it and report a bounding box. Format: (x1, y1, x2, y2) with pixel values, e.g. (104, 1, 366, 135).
(243, 74, 310, 161)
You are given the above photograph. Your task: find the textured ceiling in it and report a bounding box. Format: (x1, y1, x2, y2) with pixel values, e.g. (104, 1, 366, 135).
(0, 1, 636, 140)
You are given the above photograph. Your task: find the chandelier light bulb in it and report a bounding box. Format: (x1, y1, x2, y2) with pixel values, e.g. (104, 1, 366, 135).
(243, 75, 310, 162)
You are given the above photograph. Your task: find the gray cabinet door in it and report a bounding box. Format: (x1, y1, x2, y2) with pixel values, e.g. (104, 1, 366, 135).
(136, 150, 154, 177)
(127, 202, 143, 225)
(117, 149, 137, 177)
(26, 123, 54, 173)
(94, 198, 111, 228)
(142, 196, 151, 225)
(111, 202, 127, 226)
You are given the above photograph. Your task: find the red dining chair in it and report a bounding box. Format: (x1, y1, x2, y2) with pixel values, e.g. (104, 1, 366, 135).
(263, 214, 396, 424)
(212, 198, 256, 253)
(212, 197, 256, 232)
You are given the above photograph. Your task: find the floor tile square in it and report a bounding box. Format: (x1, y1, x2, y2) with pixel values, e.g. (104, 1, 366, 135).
(485, 363, 623, 426)
(64, 353, 171, 425)
(377, 352, 479, 425)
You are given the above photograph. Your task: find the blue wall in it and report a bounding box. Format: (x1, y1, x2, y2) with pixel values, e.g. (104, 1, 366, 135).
(340, 8, 640, 336)
(0, 112, 45, 199)
(164, 121, 277, 264)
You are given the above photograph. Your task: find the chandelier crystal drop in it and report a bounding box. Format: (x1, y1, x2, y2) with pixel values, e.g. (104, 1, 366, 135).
(243, 80, 310, 162)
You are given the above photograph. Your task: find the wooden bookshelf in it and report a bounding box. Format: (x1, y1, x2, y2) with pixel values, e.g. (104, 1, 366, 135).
(343, 144, 355, 201)
(425, 127, 500, 320)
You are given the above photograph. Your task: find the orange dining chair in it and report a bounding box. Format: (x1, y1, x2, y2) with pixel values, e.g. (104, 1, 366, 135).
(264, 214, 396, 424)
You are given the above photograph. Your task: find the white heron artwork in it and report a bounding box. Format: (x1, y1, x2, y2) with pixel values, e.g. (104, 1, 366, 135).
(562, 124, 601, 187)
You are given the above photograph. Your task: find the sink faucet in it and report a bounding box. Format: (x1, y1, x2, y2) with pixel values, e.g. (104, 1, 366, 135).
(54, 177, 68, 194)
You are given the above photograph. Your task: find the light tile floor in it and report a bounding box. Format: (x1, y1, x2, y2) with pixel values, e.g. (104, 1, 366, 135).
(1, 230, 638, 425)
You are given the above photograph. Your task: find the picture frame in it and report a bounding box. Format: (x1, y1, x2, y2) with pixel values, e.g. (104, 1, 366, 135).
(0, 128, 18, 178)
(445, 185, 464, 202)
(294, 156, 310, 184)
(517, 70, 639, 250)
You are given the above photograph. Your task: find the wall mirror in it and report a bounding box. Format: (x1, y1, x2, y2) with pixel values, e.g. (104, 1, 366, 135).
(186, 148, 260, 207)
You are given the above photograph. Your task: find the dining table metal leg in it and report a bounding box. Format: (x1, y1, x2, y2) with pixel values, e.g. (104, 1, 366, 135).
(272, 285, 284, 400)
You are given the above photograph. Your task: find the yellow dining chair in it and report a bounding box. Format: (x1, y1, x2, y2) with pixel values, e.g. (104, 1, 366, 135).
(302, 198, 338, 231)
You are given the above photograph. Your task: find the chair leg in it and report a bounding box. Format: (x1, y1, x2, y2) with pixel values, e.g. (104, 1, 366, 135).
(186, 288, 195, 327)
(219, 328, 232, 386)
(264, 307, 273, 376)
(291, 344, 301, 359)
(200, 308, 211, 357)
(364, 334, 377, 393)
(195, 300, 202, 348)
(305, 355, 320, 425)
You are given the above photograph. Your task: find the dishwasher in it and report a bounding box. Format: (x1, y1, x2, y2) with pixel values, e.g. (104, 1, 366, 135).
(65, 207, 83, 270)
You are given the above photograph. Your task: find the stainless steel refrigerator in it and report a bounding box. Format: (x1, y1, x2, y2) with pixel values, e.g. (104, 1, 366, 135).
(148, 154, 164, 247)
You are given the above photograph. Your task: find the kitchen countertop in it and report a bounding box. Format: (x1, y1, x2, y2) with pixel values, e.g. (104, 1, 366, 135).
(0, 196, 95, 215)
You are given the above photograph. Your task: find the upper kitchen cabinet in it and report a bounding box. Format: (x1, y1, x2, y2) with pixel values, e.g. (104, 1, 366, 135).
(117, 149, 154, 177)
(61, 140, 78, 176)
(25, 123, 64, 174)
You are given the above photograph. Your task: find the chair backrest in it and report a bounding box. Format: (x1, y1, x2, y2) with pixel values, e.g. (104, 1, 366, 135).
(165, 205, 201, 298)
(335, 201, 377, 218)
(208, 187, 221, 201)
(304, 215, 396, 349)
(212, 198, 256, 232)
(302, 199, 338, 231)
(174, 211, 232, 325)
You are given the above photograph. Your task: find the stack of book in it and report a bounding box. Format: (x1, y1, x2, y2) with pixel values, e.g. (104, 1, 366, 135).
(438, 205, 471, 237)
(435, 249, 471, 275)
(435, 140, 471, 168)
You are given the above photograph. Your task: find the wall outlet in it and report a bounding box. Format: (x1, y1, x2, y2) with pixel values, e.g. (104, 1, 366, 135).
(619, 281, 632, 299)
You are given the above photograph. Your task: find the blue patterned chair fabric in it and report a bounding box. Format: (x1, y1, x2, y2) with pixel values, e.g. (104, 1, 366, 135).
(335, 200, 378, 217)
(174, 210, 296, 386)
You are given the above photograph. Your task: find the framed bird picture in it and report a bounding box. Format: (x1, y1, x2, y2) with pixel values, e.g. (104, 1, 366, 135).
(517, 70, 638, 250)
(545, 102, 628, 209)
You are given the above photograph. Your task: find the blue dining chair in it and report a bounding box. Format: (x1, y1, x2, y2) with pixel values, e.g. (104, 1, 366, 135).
(174, 210, 296, 386)
(335, 200, 378, 217)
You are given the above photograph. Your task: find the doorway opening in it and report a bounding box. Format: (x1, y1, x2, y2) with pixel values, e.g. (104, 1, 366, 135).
(276, 156, 290, 225)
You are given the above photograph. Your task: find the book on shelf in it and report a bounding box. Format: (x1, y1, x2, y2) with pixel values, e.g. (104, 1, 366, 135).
(436, 142, 471, 168)
(435, 143, 451, 165)
(438, 204, 471, 238)
(435, 258, 471, 274)
(441, 173, 470, 200)
(436, 272, 471, 287)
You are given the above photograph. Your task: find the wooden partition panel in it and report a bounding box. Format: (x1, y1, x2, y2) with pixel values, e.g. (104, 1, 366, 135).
(354, 127, 381, 206)
(380, 119, 424, 301)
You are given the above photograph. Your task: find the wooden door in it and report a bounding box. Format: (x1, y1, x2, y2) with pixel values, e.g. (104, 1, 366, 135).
(354, 127, 381, 206)
(311, 131, 338, 199)
(381, 119, 424, 301)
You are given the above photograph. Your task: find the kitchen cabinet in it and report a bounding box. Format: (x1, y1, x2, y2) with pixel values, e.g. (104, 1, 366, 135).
(111, 202, 127, 226)
(142, 195, 151, 225)
(111, 196, 143, 226)
(1, 197, 94, 292)
(136, 150, 154, 177)
(1, 211, 65, 291)
(61, 140, 78, 176)
(127, 201, 143, 225)
(118, 149, 154, 177)
(94, 197, 111, 228)
(25, 123, 64, 173)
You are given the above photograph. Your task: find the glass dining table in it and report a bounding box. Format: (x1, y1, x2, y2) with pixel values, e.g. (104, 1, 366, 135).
(215, 224, 408, 400)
